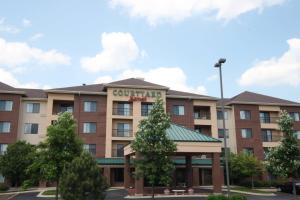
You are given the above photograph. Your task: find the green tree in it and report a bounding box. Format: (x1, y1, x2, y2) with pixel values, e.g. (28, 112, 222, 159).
(59, 152, 107, 200)
(266, 110, 300, 200)
(131, 98, 177, 199)
(229, 153, 263, 188)
(0, 141, 35, 187)
(29, 112, 82, 200)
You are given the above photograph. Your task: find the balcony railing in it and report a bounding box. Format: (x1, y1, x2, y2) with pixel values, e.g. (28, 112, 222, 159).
(112, 129, 133, 137)
(260, 116, 279, 124)
(262, 134, 282, 142)
(112, 107, 132, 116)
(194, 112, 211, 120)
(112, 149, 124, 157)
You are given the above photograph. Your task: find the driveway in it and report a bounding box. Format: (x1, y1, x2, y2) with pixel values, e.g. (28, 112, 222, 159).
(8, 190, 297, 200)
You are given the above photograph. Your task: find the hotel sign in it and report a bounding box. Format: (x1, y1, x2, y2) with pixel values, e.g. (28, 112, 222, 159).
(113, 89, 162, 101)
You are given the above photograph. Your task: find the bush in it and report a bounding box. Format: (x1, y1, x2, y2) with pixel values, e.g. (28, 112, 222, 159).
(238, 179, 285, 188)
(230, 194, 247, 200)
(206, 194, 247, 200)
(0, 183, 9, 192)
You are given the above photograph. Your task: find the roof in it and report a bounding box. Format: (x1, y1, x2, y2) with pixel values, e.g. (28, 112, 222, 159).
(166, 123, 220, 142)
(50, 83, 105, 93)
(96, 157, 213, 166)
(219, 91, 300, 107)
(104, 78, 169, 90)
(0, 82, 16, 91)
(20, 89, 47, 98)
(167, 89, 217, 100)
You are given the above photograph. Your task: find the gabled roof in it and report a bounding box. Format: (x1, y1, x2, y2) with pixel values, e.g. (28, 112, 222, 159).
(221, 91, 300, 106)
(104, 78, 169, 90)
(167, 89, 217, 100)
(166, 123, 220, 142)
(49, 84, 105, 94)
(0, 82, 16, 91)
(20, 89, 47, 98)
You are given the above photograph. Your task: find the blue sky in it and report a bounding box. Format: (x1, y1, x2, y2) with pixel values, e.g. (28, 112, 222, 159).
(0, 0, 300, 101)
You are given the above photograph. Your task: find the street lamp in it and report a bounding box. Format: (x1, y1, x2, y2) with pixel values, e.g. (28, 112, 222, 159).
(214, 58, 231, 196)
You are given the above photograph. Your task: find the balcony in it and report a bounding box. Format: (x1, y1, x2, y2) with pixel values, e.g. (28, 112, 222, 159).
(194, 112, 211, 120)
(112, 107, 133, 116)
(112, 129, 133, 137)
(52, 100, 74, 115)
(262, 134, 282, 142)
(260, 116, 279, 129)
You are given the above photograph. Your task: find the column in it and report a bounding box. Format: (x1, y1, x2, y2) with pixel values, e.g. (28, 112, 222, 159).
(212, 153, 222, 193)
(103, 167, 111, 187)
(186, 155, 193, 188)
(124, 155, 130, 188)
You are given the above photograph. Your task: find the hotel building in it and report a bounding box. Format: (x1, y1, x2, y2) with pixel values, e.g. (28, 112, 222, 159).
(0, 78, 300, 194)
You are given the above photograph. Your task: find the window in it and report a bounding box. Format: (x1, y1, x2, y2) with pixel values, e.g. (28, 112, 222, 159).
(83, 144, 96, 156)
(241, 128, 252, 138)
(240, 110, 251, 120)
(26, 103, 40, 113)
(218, 129, 229, 138)
(0, 144, 8, 155)
(24, 123, 39, 134)
(84, 101, 97, 112)
(295, 131, 300, 140)
(290, 112, 300, 121)
(217, 111, 228, 120)
(243, 148, 254, 155)
(262, 129, 272, 142)
(116, 123, 131, 137)
(141, 103, 153, 116)
(0, 122, 11, 133)
(116, 103, 131, 116)
(221, 147, 230, 158)
(260, 112, 271, 123)
(83, 122, 96, 133)
(173, 105, 185, 116)
(116, 144, 125, 157)
(0, 100, 13, 111)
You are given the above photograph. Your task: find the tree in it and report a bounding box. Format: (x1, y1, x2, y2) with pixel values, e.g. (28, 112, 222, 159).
(229, 153, 263, 188)
(0, 141, 35, 187)
(59, 152, 108, 200)
(29, 112, 82, 200)
(266, 110, 300, 200)
(131, 98, 177, 199)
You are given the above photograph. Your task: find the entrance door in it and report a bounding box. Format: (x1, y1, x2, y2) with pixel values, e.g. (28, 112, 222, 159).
(175, 168, 186, 187)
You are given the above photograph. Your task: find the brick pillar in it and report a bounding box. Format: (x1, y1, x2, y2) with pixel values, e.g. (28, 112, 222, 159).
(192, 167, 200, 186)
(103, 167, 111, 187)
(186, 155, 193, 188)
(124, 155, 130, 188)
(212, 153, 222, 193)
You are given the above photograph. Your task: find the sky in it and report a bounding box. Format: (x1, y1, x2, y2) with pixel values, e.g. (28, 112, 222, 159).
(0, 0, 300, 101)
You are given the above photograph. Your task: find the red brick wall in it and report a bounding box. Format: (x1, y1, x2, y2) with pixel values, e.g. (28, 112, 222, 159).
(233, 104, 264, 160)
(73, 94, 106, 158)
(166, 98, 194, 129)
(0, 94, 21, 144)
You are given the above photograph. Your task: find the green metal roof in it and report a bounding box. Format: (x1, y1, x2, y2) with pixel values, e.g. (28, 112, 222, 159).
(96, 157, 213, 166)
(166, 123, 221, 142)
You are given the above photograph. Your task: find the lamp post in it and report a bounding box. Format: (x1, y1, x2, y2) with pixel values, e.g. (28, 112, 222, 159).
(214, 58, 230, 196)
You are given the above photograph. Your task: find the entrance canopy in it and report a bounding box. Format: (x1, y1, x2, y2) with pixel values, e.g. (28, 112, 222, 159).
(124, 123, 222, 156)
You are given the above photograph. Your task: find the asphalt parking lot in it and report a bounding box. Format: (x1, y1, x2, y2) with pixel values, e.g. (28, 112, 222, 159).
(6, 189, 298, 200)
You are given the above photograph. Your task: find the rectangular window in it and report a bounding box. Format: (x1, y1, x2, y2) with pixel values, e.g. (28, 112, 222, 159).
(117, 123, 131, 137)
(240, 110, 251, 120)
(0, 122, 11, 133)
(83, 144, 96, 156)
(173, 105, 185, 116)
(84, 101, 97, 112)
(116, 144, 125, 157)
(217, 111, 228, 120)
(0, 144, 8, 155)
(243, 148, 254, 155)
(241, 128, 252, 138)
(116, 103, 131, 116)
(290, 112, 300, 121)
(262, 129, 272, 142)
(83, 122, 96, 133)
(218, 129, 229, 138)
(260, 112, 271, 123)
(141, 103, 153, 116)
(295, 131, 300, 140)
(0, 100, 13, 111)
(26, 103, 40, 113)
(24, 123, 39, 134)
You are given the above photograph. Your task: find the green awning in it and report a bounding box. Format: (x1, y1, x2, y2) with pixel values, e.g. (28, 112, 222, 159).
(166, 123, 221, 142)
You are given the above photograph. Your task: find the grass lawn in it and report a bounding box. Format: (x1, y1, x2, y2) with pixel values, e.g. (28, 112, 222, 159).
(232, 186, 273, 194)
(42, 190, 57, 196)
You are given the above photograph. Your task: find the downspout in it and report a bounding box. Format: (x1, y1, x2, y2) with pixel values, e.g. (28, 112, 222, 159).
(78, 91, 81, 135)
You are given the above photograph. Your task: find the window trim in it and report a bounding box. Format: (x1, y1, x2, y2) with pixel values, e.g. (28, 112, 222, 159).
(0, 122, 11, 133)
(241, 128, 252, 139)
(172, 105, 185, 116)
(240, 110, 251, 120)
(26, 103, 40, 113)
(0, 100, 13, 111)
(83, 101, 97, 112)
(83, 122, 97, 134)
(24, 123, 39, 134)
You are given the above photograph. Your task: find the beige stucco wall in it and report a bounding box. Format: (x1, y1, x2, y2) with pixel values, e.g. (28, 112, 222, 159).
(18, 100, 48, 145)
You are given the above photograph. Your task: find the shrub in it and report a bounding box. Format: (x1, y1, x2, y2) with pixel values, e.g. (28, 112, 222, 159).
(206, 195, 228, 200)
(0, 183, 9, 192)
(238, 179, 285, 188)
(230, 194, 247, 200)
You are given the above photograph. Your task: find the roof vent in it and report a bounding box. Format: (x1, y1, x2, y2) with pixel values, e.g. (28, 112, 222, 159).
(136, 77, 144, 81)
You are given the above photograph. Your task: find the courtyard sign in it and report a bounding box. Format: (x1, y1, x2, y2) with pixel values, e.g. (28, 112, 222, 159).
(113, 89, 162, 99)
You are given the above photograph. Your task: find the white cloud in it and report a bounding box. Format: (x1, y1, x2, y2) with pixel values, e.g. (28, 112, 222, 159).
(239, 38, 300, 87)
(0, 67, 50, 89)
(0, 37, 71, 67)
(95, 67, 207, 94)
(94, 75, 114, 84)
(109, 0, 285, 25)
(22, 18, 32, 27)
(29, 33, 44, 42)
(206, 74, 218, 81)
(81, 32, 140, 72)
(0, 18, 20, 33)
